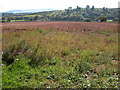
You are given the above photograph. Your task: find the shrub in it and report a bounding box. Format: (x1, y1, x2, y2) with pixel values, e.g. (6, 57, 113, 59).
(97, 16, 107, 22)
(84, 18, 91, 22)
(2, 40, 30, 65)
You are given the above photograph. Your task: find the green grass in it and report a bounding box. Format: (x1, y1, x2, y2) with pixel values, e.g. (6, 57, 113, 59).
(24, 15, 42, 17)
(2, 27, 119, 88)
(11, 20, 26, 22)
(107, 20, 113, 22)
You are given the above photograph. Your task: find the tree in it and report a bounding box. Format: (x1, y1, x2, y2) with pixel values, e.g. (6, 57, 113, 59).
(91, 6, 95, 11)
(10, 17, 15, 20)
(103, 7, 106, 10)
(97, 16, 107, 22)
(7, 17, 11, 22)
(68, 7, 72, 10)
(103, 7, 108, 12)
(77, 6, 80, 9)
(77, 6, 79, 9)
(84, 18, 91, 22)
(34, 15, 39, 20)
(2, 17, 6, 20)
(86, 5, 90, 10)
(113, 18, 118, 22)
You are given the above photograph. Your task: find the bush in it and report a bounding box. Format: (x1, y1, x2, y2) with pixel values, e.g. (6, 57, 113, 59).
(97, 16, 107, 22)
(84, 18, 91, 22)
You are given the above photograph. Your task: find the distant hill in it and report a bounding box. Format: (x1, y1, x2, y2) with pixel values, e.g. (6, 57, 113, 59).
(3, 9, 54, 13)
(1, 6, 118, 22)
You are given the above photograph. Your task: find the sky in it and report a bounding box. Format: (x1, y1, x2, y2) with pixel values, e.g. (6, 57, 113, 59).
(0, 0, 119, 12)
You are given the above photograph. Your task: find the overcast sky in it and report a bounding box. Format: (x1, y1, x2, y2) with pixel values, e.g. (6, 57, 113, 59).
(0, 0, 119, 12)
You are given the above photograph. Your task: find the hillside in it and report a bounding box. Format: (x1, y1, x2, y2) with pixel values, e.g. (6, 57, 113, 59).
(1, 6, 118, 22)
(2, 9, 54, 13)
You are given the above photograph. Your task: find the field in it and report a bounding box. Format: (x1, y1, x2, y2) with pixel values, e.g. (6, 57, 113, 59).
(2, 21, 119, 88)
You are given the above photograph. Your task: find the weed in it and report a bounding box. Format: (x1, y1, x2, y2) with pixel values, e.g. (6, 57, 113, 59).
(2, 22, 118, 88)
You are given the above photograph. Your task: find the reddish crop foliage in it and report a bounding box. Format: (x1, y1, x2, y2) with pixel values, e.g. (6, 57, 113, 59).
(2, 21, 118, 32)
